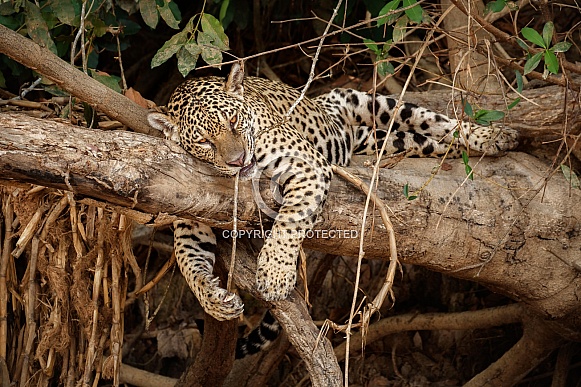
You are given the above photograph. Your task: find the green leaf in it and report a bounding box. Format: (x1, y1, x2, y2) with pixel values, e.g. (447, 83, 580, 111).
(89, 70, 121, 93)
(151, 30, 187, 68)
(176, 45, 199, 77)
(507, 97, 521, 110)
(393, 15, 408, 43)
(507, 70, 523, 110)
(117, 18, 141, 36)
(474, 109, 505, 125)
(515, 70, 523, 92)
(377, 0, 400, 26)
(484, 0, 506, 14)
(521, 27, 545, 48)
(403, 183, 417, 200)
(544, 49, 559, 74)
(219, 0, 230, 22)
(560, 164, 581, 189)
(363, 38, 380, 54)
(25, 1, 58, 55)
(377, 60, 395, 77)
(402, 0, 422, 23)
(0, 2, 17, 16)
(168, 1, 181, 22)
(551, 41, 572, 53)
(463, 100, 474, 117)
(0, 14, 22, 30)
(140, 0, 159, 29)
(197, 31, 223, 66)
(523, 51, 543, 75)
(542, 21, 554, 48)
(51, 0, 78, 26)
(461, 151, 474, 180)
(516, 37, 529, 51)
(86, 15, 108, 37)
(201, 13, 229, 50)
(158, 1, 180, 29)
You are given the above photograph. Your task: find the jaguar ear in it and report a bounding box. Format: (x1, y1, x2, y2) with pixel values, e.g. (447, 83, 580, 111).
(224, 62, 245, 98)
(148, 112, 180, 143)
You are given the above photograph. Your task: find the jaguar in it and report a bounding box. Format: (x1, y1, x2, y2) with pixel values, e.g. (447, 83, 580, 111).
(148, 62, 518, 325)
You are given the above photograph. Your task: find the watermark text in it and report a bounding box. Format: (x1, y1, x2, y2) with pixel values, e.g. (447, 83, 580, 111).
(222, 229, 358, 239)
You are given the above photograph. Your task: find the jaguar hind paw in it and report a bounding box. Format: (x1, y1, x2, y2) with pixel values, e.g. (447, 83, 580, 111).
(469, 125, 519, 155)
(199, 280, 244, 321)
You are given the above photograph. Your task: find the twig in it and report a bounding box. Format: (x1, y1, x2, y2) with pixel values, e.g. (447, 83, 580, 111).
(485, 0, 530, 23)
(227, 172, 239, 292)
(252, 0, 281, 82)
(134, 251, 176, 296)
(551, 343, 574, 387)
(284, 0, 343, 119)
(115, 34, 128, 91)
(14, 77, 42, 100)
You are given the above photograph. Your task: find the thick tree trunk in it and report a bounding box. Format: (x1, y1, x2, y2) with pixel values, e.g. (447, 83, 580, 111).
(1, 112, 580, 341)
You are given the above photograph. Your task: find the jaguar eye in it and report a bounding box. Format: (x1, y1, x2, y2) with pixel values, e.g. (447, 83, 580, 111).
(229, 114, 238, 128)
(195, 138, 212, 147)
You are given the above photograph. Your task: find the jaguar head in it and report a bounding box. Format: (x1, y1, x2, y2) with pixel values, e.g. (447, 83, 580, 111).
(148, 63, 257, 178)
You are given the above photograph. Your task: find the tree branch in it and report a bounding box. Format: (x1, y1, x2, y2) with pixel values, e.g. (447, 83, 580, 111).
(1, 112, 580, 340)
(0, 24, 158, 136)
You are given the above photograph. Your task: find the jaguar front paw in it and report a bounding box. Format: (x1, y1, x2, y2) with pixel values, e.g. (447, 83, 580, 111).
(255, 266, 296, 301)
(199, 278, 244, 321)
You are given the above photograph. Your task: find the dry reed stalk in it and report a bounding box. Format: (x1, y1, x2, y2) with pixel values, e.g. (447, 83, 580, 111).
(11, 203, 47, 259)
(67, 192, 84, 259)
(19, 234, 40, 385)
(119, 215, 142, 294)
(0, 192, 14, 360)
(109, 215, 124, 387)
(82, 207, 106, 386)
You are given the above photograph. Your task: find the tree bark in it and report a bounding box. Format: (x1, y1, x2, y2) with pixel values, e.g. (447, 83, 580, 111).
(175, 315, 238, 387)
(440, 0, 497, 94)
(1, 112, 580, 341)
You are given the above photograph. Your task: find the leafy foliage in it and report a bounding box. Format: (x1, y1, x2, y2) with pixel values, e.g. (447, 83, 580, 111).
(463, 100, 505, 127)
(151, 13, 229, 76)
(0, 0, 157, 92)
(520, 22, 572, 78)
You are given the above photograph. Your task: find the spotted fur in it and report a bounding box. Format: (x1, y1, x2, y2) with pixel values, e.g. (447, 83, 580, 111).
(148, 63, 518, 323)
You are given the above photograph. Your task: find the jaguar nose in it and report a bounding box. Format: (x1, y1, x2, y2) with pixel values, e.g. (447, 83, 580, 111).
(226, 152, 246, 167)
